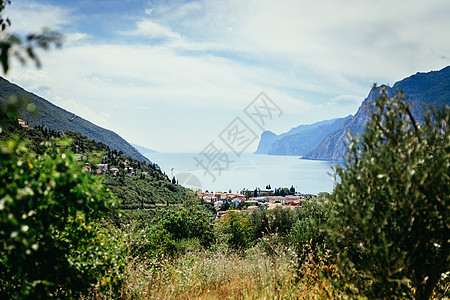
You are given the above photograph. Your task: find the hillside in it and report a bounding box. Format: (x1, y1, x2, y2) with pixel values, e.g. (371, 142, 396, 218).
(0, 77, 150, 163)
(304, 66, 450, 160)
(3, 123, 188, 207)
(254, 116, 351, 156)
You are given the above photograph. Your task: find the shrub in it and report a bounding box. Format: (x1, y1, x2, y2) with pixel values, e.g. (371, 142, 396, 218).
(0, 137, 115, 298)
(288, 199, 328, 249)
(156, 198, 215, 249)
(251, 207, 296, 240)
(215, 211, 254, 251)
(328, 87, 449, 299)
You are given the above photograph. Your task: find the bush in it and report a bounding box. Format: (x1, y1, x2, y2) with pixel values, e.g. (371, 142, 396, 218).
(0, 137, 116, 298)
(215, 211, 254, 251)
(156, 198, 215, 249)
(251, 207, 296, 240)
(328, 87, 449, 299)
(288, 199, 328, 259)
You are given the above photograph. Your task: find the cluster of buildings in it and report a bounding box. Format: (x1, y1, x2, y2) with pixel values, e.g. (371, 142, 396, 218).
(248, 195, 309, 212)
(197, 191, 245, 202)
(82, 162, 138, 177)
(83, 163, 113, 175)
(197, 190, 312, 214)
(251, 195, 308, 206)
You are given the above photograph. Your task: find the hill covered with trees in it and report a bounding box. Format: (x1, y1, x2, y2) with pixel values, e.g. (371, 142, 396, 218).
(3, 121, 189, 208)
(0, 76, 150, 163)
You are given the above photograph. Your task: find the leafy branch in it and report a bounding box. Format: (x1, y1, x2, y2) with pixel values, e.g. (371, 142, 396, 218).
(0, 0, 63, 74)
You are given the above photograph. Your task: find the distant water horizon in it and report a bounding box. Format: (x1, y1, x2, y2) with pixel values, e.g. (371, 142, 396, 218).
(145, 152, 340, 195)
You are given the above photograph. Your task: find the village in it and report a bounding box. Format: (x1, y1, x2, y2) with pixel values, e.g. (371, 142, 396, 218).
(70, 145, 324, 218)
(80, 159, 320, 215)
(196, 190, 319, 216)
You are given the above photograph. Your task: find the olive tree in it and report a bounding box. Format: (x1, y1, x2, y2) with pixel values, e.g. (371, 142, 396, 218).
(328, 86, 449, 299)
(0, 137, 116, 298)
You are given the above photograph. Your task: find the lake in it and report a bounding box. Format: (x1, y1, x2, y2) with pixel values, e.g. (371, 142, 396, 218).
(145, 152, 340, 195)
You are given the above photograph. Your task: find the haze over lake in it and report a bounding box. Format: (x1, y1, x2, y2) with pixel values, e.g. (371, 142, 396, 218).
(146, 153, 338, 194)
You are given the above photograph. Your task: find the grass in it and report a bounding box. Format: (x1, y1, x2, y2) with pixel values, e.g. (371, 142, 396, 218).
(86, 220, 448, 300)
(111, 242, 338, 300)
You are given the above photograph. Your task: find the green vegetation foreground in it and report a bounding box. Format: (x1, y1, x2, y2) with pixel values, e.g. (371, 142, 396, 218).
(0, 88, 449, 299)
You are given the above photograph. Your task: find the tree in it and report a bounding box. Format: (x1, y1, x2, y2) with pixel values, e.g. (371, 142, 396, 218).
(252, 207, 296, 239)
(0, 3, 120, 297)
(0, 137, 116, 298)
(215, 211, 253, 251)
(290, 185, 295, 194)
(288, 197, 329, 266)
(157, 197, 214, 247)
(327, 86, 449, 299)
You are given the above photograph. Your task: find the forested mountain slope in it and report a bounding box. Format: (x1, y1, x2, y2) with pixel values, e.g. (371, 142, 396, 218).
(0, 77, 149, 163)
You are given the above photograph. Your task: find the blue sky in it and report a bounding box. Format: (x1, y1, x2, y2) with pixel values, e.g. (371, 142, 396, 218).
(4, 0, 450, 152)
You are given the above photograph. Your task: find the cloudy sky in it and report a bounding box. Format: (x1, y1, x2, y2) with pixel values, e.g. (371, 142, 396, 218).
(4, 0, 450, 152)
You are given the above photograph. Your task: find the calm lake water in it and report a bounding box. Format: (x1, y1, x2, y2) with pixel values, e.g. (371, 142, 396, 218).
(145, 152, 340, 195)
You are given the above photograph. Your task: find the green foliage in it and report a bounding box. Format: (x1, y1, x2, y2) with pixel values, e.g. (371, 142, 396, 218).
(121, 220, 178, 260)
(0, 95, 37, 134)
(3, 122, 61, 155)
(91, 222, 127, 295)
(105, 174, 187, 207)
(328, 87, 449, 299)
(215, 211, 254, 251)
(97, 199, 215, 272)
(6, 123, 188, 207)
(59, 130, 188, 207)
(156, 198, 215, 248)
(252, 207, 296, 239)
(0, 136, 116, 298)
(288, 199, 328, 261)
(274, 187, 295, 196)
(63, 130, 109, 154)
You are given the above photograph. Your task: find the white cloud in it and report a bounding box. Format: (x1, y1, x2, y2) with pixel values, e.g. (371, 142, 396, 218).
(101, 112, 111, 119)
(171, 1, 203, 19)
(129, 20, 182, 40)
(153, 0, 450, 91)
(65, 32, 89, 44)
(5, 1, 72, 34)
(5, 0, 450, 152)
(6, 43, 295, 149)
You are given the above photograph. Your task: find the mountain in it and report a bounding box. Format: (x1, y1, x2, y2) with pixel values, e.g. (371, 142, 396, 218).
(304, 66, 450, 160)
(254, 116, 351, 156)
(0, 77, 150, 163)
(131, 143, 158, 155)
(302, 89, 378, 160)
(254, 131, 280, 154)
